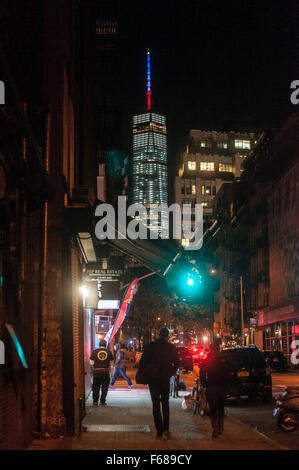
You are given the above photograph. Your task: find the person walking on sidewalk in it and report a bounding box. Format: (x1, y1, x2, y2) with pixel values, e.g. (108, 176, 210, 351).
(138, 327, 179, 439)
(110, 343, 133, 389)
(90, 339, 114, 407)
(200, 340, 229, 438)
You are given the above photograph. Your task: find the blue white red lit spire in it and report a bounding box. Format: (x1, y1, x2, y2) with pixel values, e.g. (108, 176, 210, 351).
(146, 48, 152, 110)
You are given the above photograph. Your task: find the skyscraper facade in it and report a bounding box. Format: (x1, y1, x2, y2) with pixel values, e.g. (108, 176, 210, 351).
(132, 50, 168, 234)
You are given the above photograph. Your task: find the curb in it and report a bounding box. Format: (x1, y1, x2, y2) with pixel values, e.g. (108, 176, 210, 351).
(226, 412, 289, 450)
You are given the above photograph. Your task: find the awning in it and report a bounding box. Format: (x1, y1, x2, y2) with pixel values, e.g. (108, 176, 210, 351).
(64, 204, 183, 277)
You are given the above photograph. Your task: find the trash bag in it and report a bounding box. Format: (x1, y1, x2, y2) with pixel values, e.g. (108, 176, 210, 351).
(181, 398, 188, 410)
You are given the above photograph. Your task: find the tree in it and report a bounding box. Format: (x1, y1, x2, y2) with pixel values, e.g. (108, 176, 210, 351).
(124, 277, 173, 348)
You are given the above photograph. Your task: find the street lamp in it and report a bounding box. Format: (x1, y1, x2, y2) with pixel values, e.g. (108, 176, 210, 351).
(224, 271, 245, 347)
(80, 285, 89, 307)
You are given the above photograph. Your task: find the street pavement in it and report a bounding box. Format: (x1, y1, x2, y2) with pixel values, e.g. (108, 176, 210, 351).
(27, 366, 290, 451)
(225, 371, 299, 450)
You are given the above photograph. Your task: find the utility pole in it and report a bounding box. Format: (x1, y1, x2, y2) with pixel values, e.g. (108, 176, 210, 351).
(240, 275, 244, 347)
(223, 271, 245, 347)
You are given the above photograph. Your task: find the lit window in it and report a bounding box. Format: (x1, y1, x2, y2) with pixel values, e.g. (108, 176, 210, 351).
(217, 142, 228, 149)
(201, 185, 205, 195)
(219, 163, 233, 172)
(188, 161, 196, 170)
(201, 142, 206, 147)
(192, 185, 196, 195)
(235, 140, 250, 149)
(200, 162, 214, 171)
(201, 202, 208, 207)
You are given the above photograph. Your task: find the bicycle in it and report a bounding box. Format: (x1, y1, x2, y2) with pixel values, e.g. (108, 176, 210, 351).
(192, 378, 208, 417)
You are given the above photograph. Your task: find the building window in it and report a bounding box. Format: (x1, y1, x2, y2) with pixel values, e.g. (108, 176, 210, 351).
(200, 142, 206, 147)
(219, 163, 233, 172)
(201, 202, 208, 207)
(188, 161, 196, 170)
(200, 162, 214, 171)
(205, 186, 211, 195)
(217, 142, 228, 149)
(213, 187, 216, 195)
(192, 185, 196, 195)
(201, 185, 205, 195)
(235, 139, 251, 149)
(96, 19, 118, 35)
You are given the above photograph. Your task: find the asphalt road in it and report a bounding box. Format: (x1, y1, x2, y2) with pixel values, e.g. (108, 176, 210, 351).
(182, 369, 299, 450)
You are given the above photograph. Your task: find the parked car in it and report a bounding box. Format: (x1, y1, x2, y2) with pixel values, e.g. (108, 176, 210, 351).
(176, 346, 193, 372)
(222, 347, 272, 402)
(191, 345, 209, 365)
(263, 350, 288, 372)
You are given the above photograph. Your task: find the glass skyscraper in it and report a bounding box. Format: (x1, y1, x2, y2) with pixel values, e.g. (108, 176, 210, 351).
(132, 51, 168, 235)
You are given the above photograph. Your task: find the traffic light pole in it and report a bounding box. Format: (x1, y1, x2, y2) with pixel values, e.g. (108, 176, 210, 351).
(240, 275, 245, 347)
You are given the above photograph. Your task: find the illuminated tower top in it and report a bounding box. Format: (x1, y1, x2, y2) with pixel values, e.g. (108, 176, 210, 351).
(146, 49, 152, 110)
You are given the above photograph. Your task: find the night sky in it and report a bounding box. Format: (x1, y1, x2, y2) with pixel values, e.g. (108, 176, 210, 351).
(116, 0, 298, 201)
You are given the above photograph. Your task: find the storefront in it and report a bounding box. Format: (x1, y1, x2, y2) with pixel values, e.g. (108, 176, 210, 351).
(257, 299, 299, 366)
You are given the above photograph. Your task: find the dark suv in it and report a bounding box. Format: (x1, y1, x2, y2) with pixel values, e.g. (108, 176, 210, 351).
(222, 347, 272, 402)
(263, 350, 288, 372)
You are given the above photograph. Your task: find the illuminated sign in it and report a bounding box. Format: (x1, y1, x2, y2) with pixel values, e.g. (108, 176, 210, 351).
(97, 300, 120, 309)
(5, 323, 28, 368)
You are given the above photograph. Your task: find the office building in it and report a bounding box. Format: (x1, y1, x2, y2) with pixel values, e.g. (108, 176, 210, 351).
(175, 129, 257, 247)
(132, 50, 168, 234)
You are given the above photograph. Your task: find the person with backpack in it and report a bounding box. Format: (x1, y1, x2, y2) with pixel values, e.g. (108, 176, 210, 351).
(90, 339, 114, 407)
(200, 340, 229, 438)
(110, 343, 133, 389)
(138, 327, 179, 439)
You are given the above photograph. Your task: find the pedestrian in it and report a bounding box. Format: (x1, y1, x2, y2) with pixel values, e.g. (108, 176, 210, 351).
(110, 343, 133, 389)
(138, 327, 179, 439)
(90, 339, 114, 407)
(200, 339, 229, 438)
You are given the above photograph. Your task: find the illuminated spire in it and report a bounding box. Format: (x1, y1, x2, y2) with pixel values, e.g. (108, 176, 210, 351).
(146, 48, 152, 110)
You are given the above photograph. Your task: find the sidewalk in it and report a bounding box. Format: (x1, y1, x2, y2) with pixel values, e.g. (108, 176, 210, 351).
(28, 368, 286, 451)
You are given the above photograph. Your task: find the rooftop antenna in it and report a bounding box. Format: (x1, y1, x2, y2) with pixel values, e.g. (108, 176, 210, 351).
(146, 48, 152, 110)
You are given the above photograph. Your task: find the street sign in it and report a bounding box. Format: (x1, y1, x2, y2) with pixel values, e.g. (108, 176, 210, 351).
(85, 259, 123, 282)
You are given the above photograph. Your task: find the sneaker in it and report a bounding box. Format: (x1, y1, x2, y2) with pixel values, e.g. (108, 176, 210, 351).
(164, 431, 171, 438)
(100, 402, 107, 406)
(212, 431, 218, 438)
(93, 402, 98, 408)
(128, 385, 133, 390)
(156, 434, 164, 440)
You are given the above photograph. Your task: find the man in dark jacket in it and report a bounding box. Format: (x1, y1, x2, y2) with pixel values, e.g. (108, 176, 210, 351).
(110, 343, 133, 388)
(138, 327, 179, 439)
(200, 340, 229, 438)
(90, 339, 114, 407)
